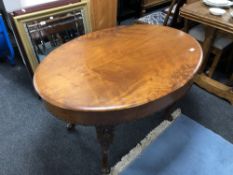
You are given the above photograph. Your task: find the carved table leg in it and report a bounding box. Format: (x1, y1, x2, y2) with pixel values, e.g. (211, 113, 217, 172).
(96, 126, 115, 175)
(199, 27, 217, 73)
(66, 123, 76, 131)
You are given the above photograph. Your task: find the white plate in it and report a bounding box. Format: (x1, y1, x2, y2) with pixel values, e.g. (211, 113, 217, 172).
(204, 0, 233, 7)
(203, 0, 233, 7)
(205, 0, 230, 6)
(209, 8, 226, 15)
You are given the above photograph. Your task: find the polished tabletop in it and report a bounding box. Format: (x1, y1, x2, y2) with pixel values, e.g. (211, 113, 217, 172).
(34, 24, 202, 125)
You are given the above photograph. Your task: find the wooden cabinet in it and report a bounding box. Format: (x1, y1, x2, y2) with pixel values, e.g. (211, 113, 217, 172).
(141, 0, 170, 13)
(90, 0, 117, 31)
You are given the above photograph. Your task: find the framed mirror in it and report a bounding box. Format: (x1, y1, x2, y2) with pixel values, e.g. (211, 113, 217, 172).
(10, 0, 91, 75)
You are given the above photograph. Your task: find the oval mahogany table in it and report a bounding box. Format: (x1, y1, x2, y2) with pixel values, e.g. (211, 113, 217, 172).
(34, 25, 202, 174)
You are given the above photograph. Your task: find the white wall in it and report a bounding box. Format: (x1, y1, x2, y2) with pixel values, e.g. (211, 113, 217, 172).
(3, 0, 58, 12)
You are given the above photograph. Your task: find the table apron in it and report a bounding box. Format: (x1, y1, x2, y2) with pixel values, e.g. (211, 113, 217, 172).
(42, 81, 194, 126)
(180, 12, 233, 36)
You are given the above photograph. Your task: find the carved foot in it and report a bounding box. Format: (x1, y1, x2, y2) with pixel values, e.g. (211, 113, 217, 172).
(96, 126, 115, 175)
(66, 123, 76, 131)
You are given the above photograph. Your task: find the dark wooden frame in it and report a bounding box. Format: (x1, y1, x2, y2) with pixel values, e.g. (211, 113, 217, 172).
(11, 0, 81, 16)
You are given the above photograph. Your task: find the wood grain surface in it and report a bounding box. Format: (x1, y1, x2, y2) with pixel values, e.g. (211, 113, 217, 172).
(180, 1, 233, 34)
(34, 25, 202, 125)
(90, 0, 117, 31)
(181, 1, 233, 105)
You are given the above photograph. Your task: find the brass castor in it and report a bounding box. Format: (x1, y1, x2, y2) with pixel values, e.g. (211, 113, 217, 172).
(66, 123, 76, 131)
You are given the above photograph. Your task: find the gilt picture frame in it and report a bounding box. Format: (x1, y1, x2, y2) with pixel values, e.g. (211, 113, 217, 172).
(12, 0, 91, 74)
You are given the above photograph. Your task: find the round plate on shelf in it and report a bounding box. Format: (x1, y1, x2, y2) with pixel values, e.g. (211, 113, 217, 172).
(209, 8, 226, 16)
(203, 0, 233, 7)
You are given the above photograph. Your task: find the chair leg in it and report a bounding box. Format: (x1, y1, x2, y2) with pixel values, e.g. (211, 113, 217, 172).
(183, 19, 190, 32)
(163, 0, 176, 26)
(140, 0, 146, 17)
(140, 9, 146, 16)
(206, 52, 222, 77)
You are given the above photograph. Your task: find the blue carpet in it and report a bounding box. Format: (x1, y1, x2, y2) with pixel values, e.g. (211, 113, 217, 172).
(120, 115, 233, 175)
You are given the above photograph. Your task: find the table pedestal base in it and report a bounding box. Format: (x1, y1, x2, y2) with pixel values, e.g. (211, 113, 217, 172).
(96, 126, 115, 175)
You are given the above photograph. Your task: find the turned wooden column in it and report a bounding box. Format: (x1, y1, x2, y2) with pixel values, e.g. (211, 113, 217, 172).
(96, 126, 115, 174)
